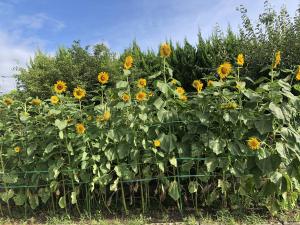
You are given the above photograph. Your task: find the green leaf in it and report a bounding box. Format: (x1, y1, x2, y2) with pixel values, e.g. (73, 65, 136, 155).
(205, 158, 218, 172)
(169, 157, 177, 168)
(13, 192, 26, 206)
(2, 174, 18, 184)
(209, 138, 226, 155)
(188, 181, 198, 194)
(59, 130, 64, 139)
(0, 189, 14, 202)
(269, 102, 284, 120)
(28, 192, 39, 209)
(55, 119, 68, 130)
(161, 133, 177, 153)
(117, 142, 130, 159)
(38, 188, 50, 204)
(276, 142, 287, 159)
(153, 97, 164, 109)
(148, 71, 161, 79)
(110, 178, 119, 192)
(58, 196, 66, 208)
(138, 113, 147, 121)
(168, 180, 180, 201)
(71, 191, 77, 204)
(255, 119, 273, 135)
(116, 81, 128, 89)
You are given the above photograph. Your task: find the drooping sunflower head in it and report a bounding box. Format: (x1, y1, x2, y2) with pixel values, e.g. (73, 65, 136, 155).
(137, 78, 147, 88)
(217, 62, 232, 80)
(14, 146, 21, 153)
(122, 93, 130, 102)
(247, 137, 261, 150)
(273, 51, 281, 69)
(98, 72, 109, 85)
(192, 80, 203, 93)
(207, 80, 214, 87)
(179, 95, 188, 101)
(175, 87, 185, 96)
(73, 87, 86, 100)
(236, 53, 244, 66)
(50, 96, 59, 105)
(3, 97, 13, 106)
(160, 43, 171, 57)
(136, 91, 147, 102)
(296, 66, 300, 81)
(124, 55, 133, 70)
(31, 98, 42, 106)
(171, 79, 177, 85)
(153, 140, 161, 148)
(75, 123, 86, 134)
(102, 111, 111, 121)
(54, 80, 67, 94)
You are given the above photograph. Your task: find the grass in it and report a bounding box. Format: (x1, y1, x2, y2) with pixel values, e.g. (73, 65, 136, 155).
(0, 208, 300, 225)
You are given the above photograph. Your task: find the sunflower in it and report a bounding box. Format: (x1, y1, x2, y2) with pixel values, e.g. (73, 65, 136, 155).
(102, 111, 111, 121)
(31, 98, 41, 106)
(122, 93, 130, 102)
(54, 80, 67, 94)
(50, 96, 59, 104)
(217, 62, 232, 80)
(73, 87, 86, 100)
(98, 72, 109, 85)
(207, 80, 214, 87)
(180, 95, 188, 101)
(160, 43, 171, 57)
(296, 66, 300, 81)
(3, 97, 13, 106)
(273, 51, 281, 69)
(171, 79, 177, 85)
(236, 53, 244, 66)
(75, 123, 86, 134)
(148, 91, 154, 97)
(14, 146, 21, 153)
(136, 91, 147, 102)
(247, 137, 261, 150)
(176, 87, 185, 95)
(87, 115, 93, 121)
(192, 80, 203, 93)
(124, 55, 133, 70)
(137, 78, 147, 88)
(153, 140, 161, 148)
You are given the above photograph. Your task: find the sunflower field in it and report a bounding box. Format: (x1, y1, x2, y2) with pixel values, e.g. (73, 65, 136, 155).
(0, 44, 300, 217)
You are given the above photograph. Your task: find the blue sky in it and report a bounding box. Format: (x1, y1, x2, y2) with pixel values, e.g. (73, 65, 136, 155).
(0, 0, 298, 92)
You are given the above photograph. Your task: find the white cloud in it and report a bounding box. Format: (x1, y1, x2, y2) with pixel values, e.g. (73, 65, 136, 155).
(13, 13, 65, 31)
(0, 31, 35, 93)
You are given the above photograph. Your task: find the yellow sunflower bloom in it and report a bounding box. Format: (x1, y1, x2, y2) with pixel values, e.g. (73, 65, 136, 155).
(247, 137, 261, 150)
(102, 111, 111, 121)
(50, 96, 59, 104)
(171, 79, 177, 85)
(176, 87, 185, 95)
(236, 53, 244, 66)
(136, 91, 147, 102)
(160, 43, 171, 57)
(179, 95, 188, 101)
(153, 140, 161, 148)
(124, 55, 133, 70)
(137, 78, 147, 88)
(296, 66, 300, 81)
(54, 80, 67, 94)
(73, 87, 86, 100)
(98, 72, 109, 85)
(31, 98, 41, 106)
(148, 91, 154, 97)
(192, 80, 204, 93)
(75, 123, 86, 134)
(3, 97, 13, 106)
(14, 146, 21, 153)
(122, 93, 130, 102)
(217, 62, 232, 80)
(273, 51, 281, 69)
